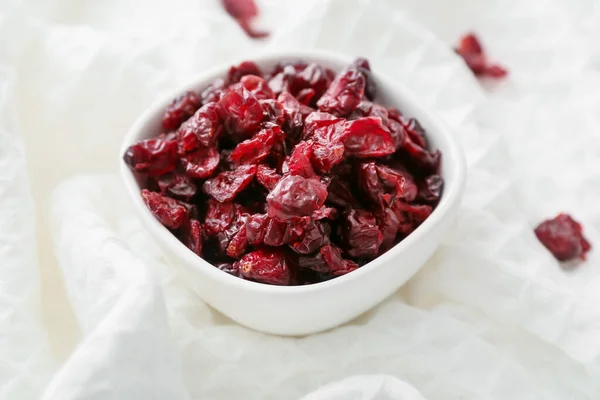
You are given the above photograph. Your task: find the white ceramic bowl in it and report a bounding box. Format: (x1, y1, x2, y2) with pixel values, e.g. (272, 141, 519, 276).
(120, 50, 466, 336)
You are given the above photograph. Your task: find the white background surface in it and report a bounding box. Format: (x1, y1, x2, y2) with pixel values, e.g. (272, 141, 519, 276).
(1, 0, 600, 398)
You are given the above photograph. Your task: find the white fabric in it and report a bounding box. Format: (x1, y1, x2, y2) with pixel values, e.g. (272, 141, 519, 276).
(1, 0, 600, 398)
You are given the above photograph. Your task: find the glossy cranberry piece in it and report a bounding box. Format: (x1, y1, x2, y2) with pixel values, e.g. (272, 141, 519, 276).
(156, 173, 197, 201)
(227, 223, 249, 258)
(203, 164, 257, 202)
(181, 147, 220, 179)
(230, 125, 284, 165)
(162, 91, 201, 131)
(204, 200, 236, 235)
(341, 209, 383, 258)
(317, 67, 365, 116)
(182, 219, 203, 256)
(342, 117, 395, 158)
(217, 85, 264, 138)
(393, 202, 433, 235)
(236, 249, 291, 285)
(246, 213, 269, 244)
(377, 207, 402, 252)
(177, 103, 221, 152)
(326, 177, 361, 209)
(266, 175, 328, 221)
(262, 217, 307, 246)
(303, 112, 346, 173)
(277, 92, 304, 135)
(124, 139, 178, 177)
(358, 162, 418, 208)
(228, 61, 263, 84)
(200, 79, 226, 105)
(418, 174, 444, 204)
(352, 58, 376, 100)
(298, 244, 358, 276)
(259, 99, 286, 126)
(240, 75, 275, 100)
(534, 214, 591, 262)
(256, 165, 281, 191)
(283, 141, 316, 178)
(141, 189, 188, 230)
(455, 33, 508, 78)
(290, 221, 330, 254)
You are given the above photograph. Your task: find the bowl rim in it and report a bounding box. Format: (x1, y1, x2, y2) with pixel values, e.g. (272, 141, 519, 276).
(120, 48, 466, 295)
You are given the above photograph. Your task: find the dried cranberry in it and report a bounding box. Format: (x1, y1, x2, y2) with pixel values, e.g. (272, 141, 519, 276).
(277, 92, 304, 136)
(290, 222, 330, 254)
(534, 214, 591, 262)
(262, 217, 307, 246)
(162, 91, 201, 131)
(182, 219, 203, 256)
(217, 85, 264, 138)
(352, 58, 376, 100)
(177, 103, 221, 152)
(181, 146, 220, 179)
(203, 164, 257, 202)
(455, 33, 508, 79)
(393, 202, 433, 235)
(266, 175, 328, 221)
(341, 210, 383, 258)
(156, 173, 197, 201)
(230, 125, 284, 165)
(283, 141, 316, 178)
(260, 99, 285, 126)
(377, 207, 401, 252)
(357, 162, 418, 208)
(256, 165, 282, 191)
(246, 213, 269, 245)
(200, 79, 226, 105)
(342, 117, 395, 158)
(228, 61, 263, 84)
(216, 262, 240, 276)
(204, 200, 236, 235)
(240, 75, 275, 100)
(298, 244, 358, 276)
(418, 174, 444, 204)
(141, 189, 188, 230)
(124, 139, 178, 176)
(326, 176, 361, 209)
(227, 222, 249, 258)
(236, 249, 291, 285)
(317, 67, 365, 116)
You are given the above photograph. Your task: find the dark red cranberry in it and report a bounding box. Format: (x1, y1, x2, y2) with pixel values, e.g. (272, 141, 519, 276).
(535, 214, 591, 262)
(156, 173, 197, 201)
(266, 175, 328, 221)
(256, 165, 282, 191)
(227, 61, 263, 84)
(352, 58, 376, 100)
(418, 174, 444, 204)
(230, 125, 284, 165)
(455, 33, 508, 79)
(240, 75, 275, 100)
(200, 79, 226, 105)
(177, 103, 221, 153)
(204, 200, 236, 235)
(236, 249, 291, 285)
(141, 189, 188, 230)
(341, 209, 383, 258)
(182, 219, 203, 256)
(162, 91, 201, 131)
(290, 221, 330, 254)
(124, 139, 178, 177)
(217, 85, 264, 138)
(317, 67, 365, 116)
(342, 117, 395, 158)
(203, 164, 257, 203)
(282, 141, 316, 178)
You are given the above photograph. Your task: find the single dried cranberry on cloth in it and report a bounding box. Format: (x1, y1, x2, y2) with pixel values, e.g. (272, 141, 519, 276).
(235, 249, 291, 285)
(162, 91, 201, 131)
(141, 189, 189, 230)
(203, 164, 257, 203)
(455, 33, 508, 79)
(266, 175, 328, 221)
(535, 213, 591, 262)
(221, 0, 269, 39)
(340, 209, 384, 259)
(177, 103, 221, 152)
(181, 147, 220, 179)
(230, 125, 284, 165)
(123, 139, 178, 176)
(217, 85, 264, 138)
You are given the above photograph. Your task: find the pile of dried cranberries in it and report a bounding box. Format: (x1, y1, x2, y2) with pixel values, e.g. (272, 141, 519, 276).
(123, 58, 443, 285)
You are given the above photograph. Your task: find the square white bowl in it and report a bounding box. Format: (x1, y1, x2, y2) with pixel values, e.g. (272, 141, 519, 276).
(120, 50, 466, 336)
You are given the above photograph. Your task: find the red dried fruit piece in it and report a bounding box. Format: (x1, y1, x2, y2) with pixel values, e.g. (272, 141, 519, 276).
(141, 189, 188, 230)
(278, 92, 305, 137)
(312, 206, 337, 221)
(417, 174, 444, 204)
(200, 79, 226, 105)
(177, 103, 221, 152)
(124, 139, 178, 176)
(266, 175, 328, 221)
(216, 262, 240, 276)
(403, 138, 442, 173)
(317, 66, 365, 116)
(357, 162, 418, 208)
(298, 244, 358, 276)
(283, 141, 316, 178)
(353, 101, 389, 124)
(259, 99, 285, 126)
(377, 207, 401, 252)
(240, 75, 275, 100)
(246, 213, 269, 245)
(534, 213, 591, 262)
(341, 209, 383, 258)
(352, 58, 376, 100)
(162, 91, 202, 131)
(455, 33, 508, 79)
(263, 217, 308, 246)
(230, 125, 284, 165)
(290, 221, 330, 254)
(227, 223, 249, 258)
(203, 164, 257, 202)
(256, 164, 282, 191)
(215, 206, 251, 255)
(267, 65, 296, 95)
(296, 88, 316, 106)
(181, 146, 220, 179)
(303, 112, 346, 173)
(326, 177, 361, 209)
(342, 117, 395, 158)
(217, 85, 264, 138)
(182, 219, 203, 256)
(156, 173, 197, 201)
(393, 201, 433, 235)
(228, 61, 263, 84)
(204, 200, 236, 235)
(236, 249, 291, 285)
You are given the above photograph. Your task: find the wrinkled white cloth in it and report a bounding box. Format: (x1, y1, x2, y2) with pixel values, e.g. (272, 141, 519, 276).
(1, 0, 600, 399)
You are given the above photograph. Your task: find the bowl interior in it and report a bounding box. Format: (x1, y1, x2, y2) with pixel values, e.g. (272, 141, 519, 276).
(120, 50, 465, 293)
